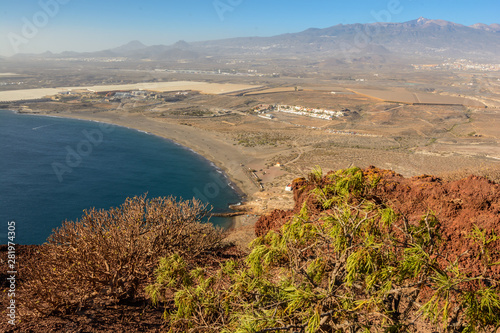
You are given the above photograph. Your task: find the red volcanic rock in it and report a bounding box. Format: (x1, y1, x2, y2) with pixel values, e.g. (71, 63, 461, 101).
(255, 166, 500, 276)
(255, 210, 293, 237)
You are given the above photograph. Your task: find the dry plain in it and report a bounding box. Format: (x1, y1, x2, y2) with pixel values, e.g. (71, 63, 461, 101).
(2, 58, 499, 221)
(6, 79, 499, 222)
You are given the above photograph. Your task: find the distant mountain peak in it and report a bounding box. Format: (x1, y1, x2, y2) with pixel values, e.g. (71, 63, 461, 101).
(471, 23, 489, 28)
(406, 17, 462, 27)
(470, 23, 500, 32)
(112, 40, 147, 52)
(126, 40, 146, 47)
(171, 40, 191, 49)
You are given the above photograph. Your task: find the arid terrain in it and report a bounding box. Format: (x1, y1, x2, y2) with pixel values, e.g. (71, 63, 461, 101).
(2, 63, 498, 224)
(1, 54, 500, 331)
(2, 12, 500, 332)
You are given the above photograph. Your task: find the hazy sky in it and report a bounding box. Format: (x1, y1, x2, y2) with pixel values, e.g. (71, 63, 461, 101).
(1, 0, 499, 56)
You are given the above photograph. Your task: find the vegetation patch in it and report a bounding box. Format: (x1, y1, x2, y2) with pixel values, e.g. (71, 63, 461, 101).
(169, 106, 214, 117)
(146, 167, 500, 332)
(6, 168, 500, 332)
(236, 132, 291, 147)
(21, 195, 226, 316)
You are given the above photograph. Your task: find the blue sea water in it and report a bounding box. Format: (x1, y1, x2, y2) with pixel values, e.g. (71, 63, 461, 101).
(0, 110, 241, 245)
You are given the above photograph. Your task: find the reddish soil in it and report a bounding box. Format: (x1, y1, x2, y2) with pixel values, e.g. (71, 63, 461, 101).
(255, 166, 500, 277)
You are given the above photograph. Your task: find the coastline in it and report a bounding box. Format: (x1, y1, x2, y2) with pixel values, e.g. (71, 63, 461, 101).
(8, 108, 263, 228)
(19, 109, 255, 197)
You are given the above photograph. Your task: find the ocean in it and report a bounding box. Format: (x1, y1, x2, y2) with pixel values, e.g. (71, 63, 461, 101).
(0, 110, 241, 245)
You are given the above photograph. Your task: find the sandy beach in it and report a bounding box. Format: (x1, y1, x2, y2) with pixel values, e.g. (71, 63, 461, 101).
(0, 81, 269, 220)
(39, 110, 286, 236)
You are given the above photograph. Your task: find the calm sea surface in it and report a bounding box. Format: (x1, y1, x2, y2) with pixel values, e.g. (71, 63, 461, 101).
(0, 110, 241, 244)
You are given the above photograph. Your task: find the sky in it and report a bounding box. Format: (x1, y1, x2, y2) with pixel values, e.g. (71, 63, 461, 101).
(0, 0, 499, 57)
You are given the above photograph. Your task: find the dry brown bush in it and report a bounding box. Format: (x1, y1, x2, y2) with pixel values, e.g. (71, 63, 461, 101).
(22, 195, 225, 316)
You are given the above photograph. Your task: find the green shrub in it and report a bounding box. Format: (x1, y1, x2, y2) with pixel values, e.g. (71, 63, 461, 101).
(147, 168, 500, 332)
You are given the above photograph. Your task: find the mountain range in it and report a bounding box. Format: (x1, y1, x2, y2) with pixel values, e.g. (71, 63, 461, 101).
(12, 18, 500, 63)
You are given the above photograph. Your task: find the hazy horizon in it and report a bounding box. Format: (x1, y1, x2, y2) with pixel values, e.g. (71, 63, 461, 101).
(1, 0, 499, 57)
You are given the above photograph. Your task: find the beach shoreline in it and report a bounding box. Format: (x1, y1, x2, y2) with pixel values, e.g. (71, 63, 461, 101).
(20, 109, 255, 196)
(6, 107, 267, 233)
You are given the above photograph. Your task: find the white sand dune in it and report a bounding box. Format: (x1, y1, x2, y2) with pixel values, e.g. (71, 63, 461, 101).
(0, 88, 62, 102)
(0, 81, 261, 102)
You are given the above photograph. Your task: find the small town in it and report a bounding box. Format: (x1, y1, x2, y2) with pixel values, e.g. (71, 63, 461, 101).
(253, 103, 347, 120)
(413, 59, 500, 72)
